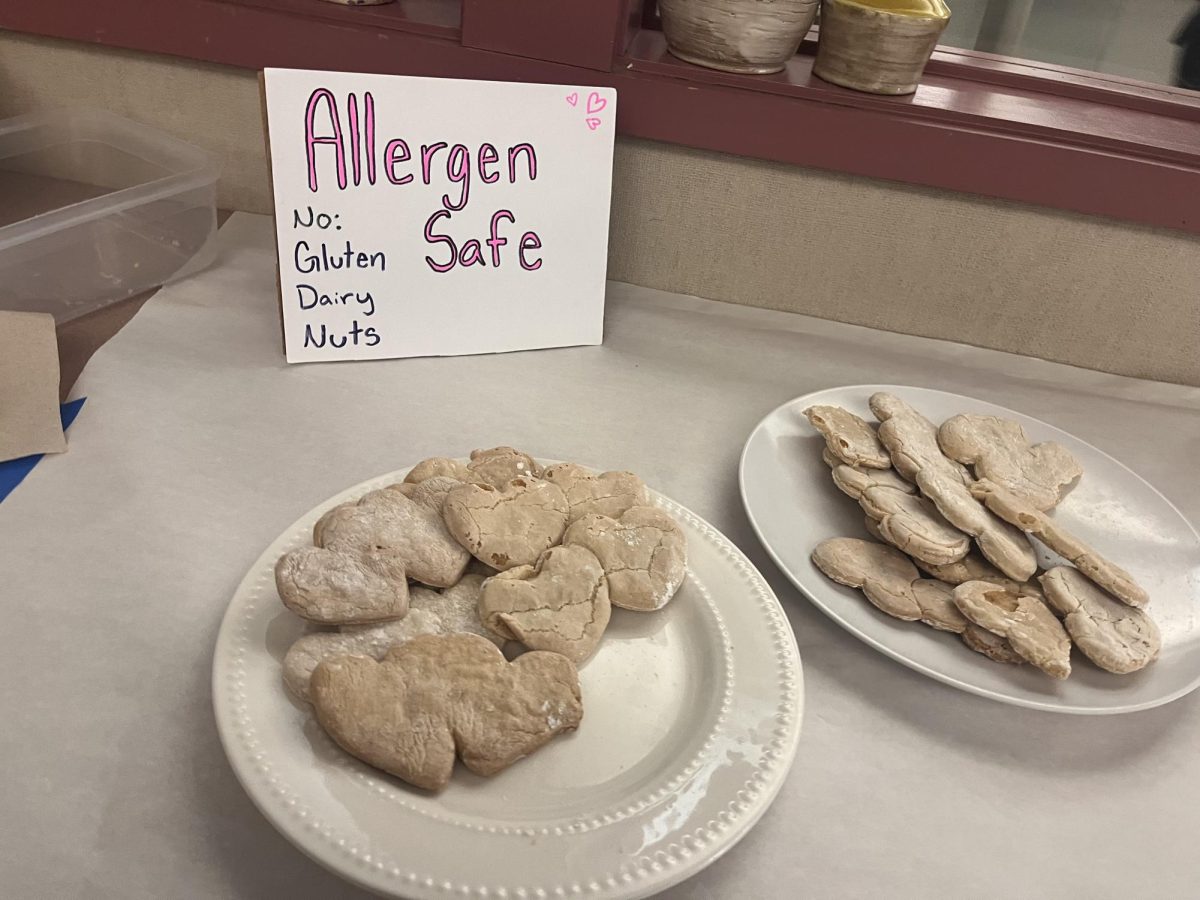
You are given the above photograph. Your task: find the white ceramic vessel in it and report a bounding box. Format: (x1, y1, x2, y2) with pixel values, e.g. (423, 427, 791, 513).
(740, 385, 1200, 714)
(214, 463, 803, 898)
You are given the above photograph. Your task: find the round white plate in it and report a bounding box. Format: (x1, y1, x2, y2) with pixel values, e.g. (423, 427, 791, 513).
(213, 464, 803, 899)
(739, 385, 1200, 715)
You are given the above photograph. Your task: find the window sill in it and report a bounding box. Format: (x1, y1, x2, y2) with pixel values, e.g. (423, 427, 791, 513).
(4, 0, 1198, 234)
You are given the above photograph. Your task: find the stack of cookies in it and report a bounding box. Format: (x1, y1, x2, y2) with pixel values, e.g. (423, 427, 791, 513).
(807, 395, 1161, 680)
(273, 447, 688, 791)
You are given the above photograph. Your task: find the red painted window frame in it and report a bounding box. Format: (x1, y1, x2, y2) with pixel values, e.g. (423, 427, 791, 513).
(5, 0, 1199, 235)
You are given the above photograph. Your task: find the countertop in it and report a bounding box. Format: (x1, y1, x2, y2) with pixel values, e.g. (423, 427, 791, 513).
(3, 213, 1199, 899)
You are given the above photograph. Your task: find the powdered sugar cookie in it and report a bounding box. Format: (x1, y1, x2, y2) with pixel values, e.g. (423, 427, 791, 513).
(316, 483, 469, 588)
(275, 546, 409, 625)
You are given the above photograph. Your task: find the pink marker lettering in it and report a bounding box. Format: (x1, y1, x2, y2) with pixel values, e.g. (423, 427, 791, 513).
(423, 209, 457, 273)
(488, 210, 514, 267)
(384, 139, 412, 185)
(443, 143, 471, 212)
(478, 143, 500, 185)
(364, 91, 376, 185)
(347, 93, 361, 186)
(508, 143, 537, 182)
(459, 239, 485, 268)
(421, 142, 448, 186)
(519, 232, 543, 271)
(304, 88, 347, 192)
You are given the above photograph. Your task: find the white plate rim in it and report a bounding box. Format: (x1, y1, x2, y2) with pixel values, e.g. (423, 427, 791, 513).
(738, 384, 1200, 716)
(213, 462, 805, 899)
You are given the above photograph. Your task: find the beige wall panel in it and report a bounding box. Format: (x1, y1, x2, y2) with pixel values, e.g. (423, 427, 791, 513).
(607, 139, 1200, 385)
(2, 32, 1197, 384)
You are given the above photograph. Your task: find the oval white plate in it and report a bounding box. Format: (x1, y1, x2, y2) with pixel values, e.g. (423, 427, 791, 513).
(213, 464, 803, 899)
(740, 385, 1200, 715)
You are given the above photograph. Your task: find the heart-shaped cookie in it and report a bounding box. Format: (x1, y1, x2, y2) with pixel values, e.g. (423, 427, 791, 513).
(443, 477, 568, 570)
(398, 458, 463, 487)
(315, 481, 469, 588)
(403, 457, 470, 484)
(478, 544, 611, 662)
(283, 574, 504, 701)
(284, 608, 443, 700)
(311, 633, 583, 791)
(404, 447, 542, 489)
(465, 446, 542, 486)
(541, 463, 651, 524)
(385, 474, 462, 511)
(404, 573, 502, 646)
(275, 546, 409, 624)
(563, 506, 687, 611)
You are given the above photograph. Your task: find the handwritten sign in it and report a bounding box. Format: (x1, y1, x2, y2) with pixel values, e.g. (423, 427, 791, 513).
(262, 68, 617, 363)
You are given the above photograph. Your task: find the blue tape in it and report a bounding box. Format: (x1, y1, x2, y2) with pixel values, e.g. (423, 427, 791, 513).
(0, 397, 87, 503)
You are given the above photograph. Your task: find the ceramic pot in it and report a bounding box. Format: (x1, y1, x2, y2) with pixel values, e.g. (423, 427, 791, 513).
(660, 0, 821, 75)
(813, 0, 951, 95)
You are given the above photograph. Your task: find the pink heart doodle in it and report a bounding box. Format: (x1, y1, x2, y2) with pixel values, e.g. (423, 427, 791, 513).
(565, 92, 579, 107)
(586, 92, 607, 114)
(586, 117, 601, 131)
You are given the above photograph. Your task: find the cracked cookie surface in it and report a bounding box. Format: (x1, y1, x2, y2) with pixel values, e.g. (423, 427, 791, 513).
(541, 463, 652, 524)
(1040, 566, 1159, 674)
(939, 414, 1081, 511)
(478, 544, 611, 663)
(563, 506, 687, 611)
(443, 477, 568, 570)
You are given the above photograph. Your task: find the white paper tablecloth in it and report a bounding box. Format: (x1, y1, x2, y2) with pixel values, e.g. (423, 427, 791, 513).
(3, 213, 1199, 899)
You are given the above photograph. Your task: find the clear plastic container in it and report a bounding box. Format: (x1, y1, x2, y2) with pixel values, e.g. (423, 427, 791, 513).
(0, 108, 220, 322)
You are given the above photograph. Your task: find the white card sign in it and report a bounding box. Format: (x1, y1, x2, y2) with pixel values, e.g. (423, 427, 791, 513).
(262, 68, 616, 363)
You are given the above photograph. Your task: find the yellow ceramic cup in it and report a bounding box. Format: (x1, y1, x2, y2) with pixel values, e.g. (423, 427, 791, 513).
(814, 0, 951, 95)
